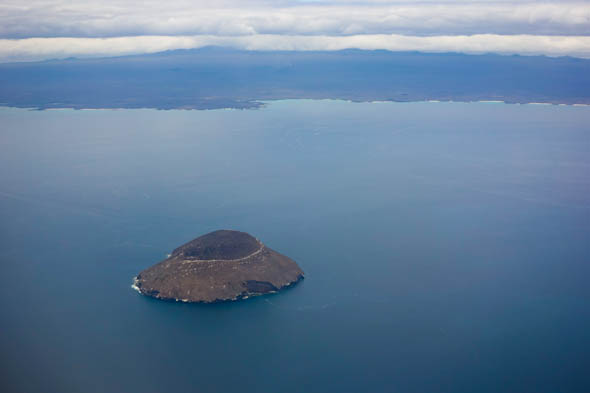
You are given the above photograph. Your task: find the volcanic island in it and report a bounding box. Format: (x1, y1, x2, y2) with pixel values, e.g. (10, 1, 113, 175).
(133, 230, 304, 303)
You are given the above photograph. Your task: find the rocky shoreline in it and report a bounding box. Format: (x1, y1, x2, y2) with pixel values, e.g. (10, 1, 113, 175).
(132, 273, 304, 304)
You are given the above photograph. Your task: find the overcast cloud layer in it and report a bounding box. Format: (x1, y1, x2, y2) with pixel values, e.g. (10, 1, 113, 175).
(1, 0, 590, 61)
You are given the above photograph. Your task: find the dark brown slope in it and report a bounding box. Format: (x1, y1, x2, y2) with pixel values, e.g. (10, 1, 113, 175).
(133, 230, 304, 303)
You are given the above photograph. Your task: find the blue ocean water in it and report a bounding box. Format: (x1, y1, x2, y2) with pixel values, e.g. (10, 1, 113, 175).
(0, 100, 589, 393)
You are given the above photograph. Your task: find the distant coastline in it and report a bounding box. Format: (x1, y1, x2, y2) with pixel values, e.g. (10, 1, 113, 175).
(2, 99, 589, 112)
(1, 48, 589, 110)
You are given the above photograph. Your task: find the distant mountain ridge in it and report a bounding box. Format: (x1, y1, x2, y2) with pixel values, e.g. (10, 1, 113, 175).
(1, 47, 589, 109)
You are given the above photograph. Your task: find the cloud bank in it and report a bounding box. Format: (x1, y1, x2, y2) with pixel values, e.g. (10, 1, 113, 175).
(3, 34, 590, 62)
(2, 0, 589, 37)
(1, 1, 589, 61)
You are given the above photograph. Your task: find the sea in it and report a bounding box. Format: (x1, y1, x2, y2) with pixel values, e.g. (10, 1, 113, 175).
(1, 100, 589, 393)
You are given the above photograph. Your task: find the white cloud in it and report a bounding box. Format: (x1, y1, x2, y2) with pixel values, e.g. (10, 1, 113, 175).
(1, 34, 590, 62)
(0, 1, 589, 38)
(1, 1, 589, 61)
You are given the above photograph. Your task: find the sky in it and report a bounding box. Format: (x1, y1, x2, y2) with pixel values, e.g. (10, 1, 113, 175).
(0, 0, 589, 61)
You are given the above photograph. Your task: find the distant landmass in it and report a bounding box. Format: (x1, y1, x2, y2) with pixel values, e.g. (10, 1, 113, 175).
(1, 47, 589, 109)
(133, 230, 304, 303)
